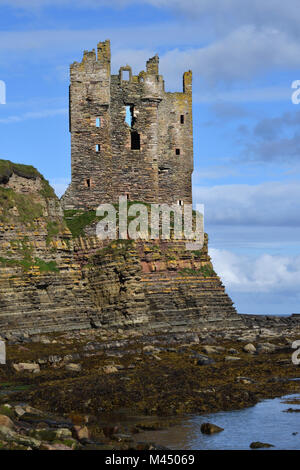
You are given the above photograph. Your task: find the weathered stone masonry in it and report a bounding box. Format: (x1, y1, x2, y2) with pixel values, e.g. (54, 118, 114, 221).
(62, 40, 193, 209)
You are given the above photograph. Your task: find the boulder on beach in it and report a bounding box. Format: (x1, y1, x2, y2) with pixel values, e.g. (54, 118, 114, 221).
(200, 422, 224, 434)
(250, 441, 274, 449)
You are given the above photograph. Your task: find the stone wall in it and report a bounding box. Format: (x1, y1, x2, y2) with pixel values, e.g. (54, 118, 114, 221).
(62, 40, 193, 210)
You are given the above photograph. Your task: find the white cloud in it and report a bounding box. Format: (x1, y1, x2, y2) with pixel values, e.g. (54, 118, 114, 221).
(0, 25, 299, 90)
(160, 26, 300, 87)
(210, 247, 300, 294)
(194, 86, 292, 104)
(0, 108, 67, 124)
(194, 182, 300, 227)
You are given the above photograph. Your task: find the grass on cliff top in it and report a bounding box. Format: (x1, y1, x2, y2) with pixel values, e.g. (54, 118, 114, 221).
(0, 159, 55, 199)
(0, 187, 44, 224)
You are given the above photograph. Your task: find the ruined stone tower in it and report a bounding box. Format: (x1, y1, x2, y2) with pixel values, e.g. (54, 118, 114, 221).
(62, 40, 193, 210)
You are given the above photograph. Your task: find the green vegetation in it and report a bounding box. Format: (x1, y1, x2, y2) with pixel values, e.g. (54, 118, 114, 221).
(46, 220, 64, 246)
(64, 201, 201, 241)
(34, 258, 59, 273)
(94, 239, 134, 260)
(0, 159, 55, 199)
(179, 265, 216, 278)
(0, 160, 40, 182)
(0, 187, 43, 225)
(0, 239, 59, 274)
(64, 209, 99, 238)
(0, 256, 59, 272)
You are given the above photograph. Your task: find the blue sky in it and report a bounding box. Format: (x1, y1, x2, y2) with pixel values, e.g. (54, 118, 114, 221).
(0, 0, 300, 315)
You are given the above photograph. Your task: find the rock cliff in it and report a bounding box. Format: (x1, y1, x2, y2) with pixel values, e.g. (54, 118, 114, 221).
(0, 160, 242, 335)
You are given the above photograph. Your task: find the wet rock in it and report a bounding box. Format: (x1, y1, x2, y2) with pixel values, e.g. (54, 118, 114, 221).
(225, 356, 241, 362)
(235, 377, 255, 384)
(283, 408, 300, 413)
(0, 404, 13, 417)
(65, 363, 82, 372)
(40, 337, 51, 344)
(102, 365, 118, 374)
(0, 427, 41, 449)
(200, 422, 224, 434)
(13, 362, 40, 373)
(228, 348, 238, 355)
(201, 336, 216, 345)
(103, 425, 119, 438)
(40, 442, 74, 450)
(0, 415, 14, 430)
(202, 346, 223, 354)
(250, 441, 274, 449)
(72, 425, 90, 441)
(152, 354, 162, 361)
(267, 377, 288, 383)
(243, 343, 256, 354)
(256, 342, 277, 353)
(37, 358, 48, 365)
(143, 345, 159, 353)
(196, 354, 215, 366)
(48, 355, 62, 364)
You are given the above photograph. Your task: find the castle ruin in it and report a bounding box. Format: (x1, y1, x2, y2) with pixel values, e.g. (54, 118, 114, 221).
(62, 40, 193, 210)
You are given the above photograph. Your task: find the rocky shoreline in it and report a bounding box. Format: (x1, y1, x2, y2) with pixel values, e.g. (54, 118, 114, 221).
(0, 320, 300, 450)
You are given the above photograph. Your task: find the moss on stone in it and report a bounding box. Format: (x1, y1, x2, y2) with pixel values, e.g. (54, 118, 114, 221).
(64, 209, 98, 238)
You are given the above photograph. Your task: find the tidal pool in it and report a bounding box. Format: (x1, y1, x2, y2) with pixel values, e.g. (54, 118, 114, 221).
(134, 394, 300, 450)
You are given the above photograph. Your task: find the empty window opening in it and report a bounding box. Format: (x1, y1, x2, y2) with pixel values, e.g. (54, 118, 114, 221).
(177, 200, 184, 206)
(180, 115, 185, 124)
(175, 148, 181, 155)
(125, 105, 136, 128)
(125, 106, 132, 126)
(131, 131, 140, 150)
(96, 117, 101, 127)
(96, 144, 101, 152)
(122, 70, 130, 81)
(86, 179, 91, 188)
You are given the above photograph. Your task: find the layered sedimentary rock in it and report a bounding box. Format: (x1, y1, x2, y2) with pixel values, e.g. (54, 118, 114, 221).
(0, 160, 242, 335)
(77, 237, 242, 332)
(0, 161, 96, 335)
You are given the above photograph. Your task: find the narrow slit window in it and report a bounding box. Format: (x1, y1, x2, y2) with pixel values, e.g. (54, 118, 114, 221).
(131, 131, 140, 150)
(96, 117, 101, 128)
(175, 148, 180, 155)
(125, 106, 132, 126)
(86, 179, 91, 188)
(180, 115, 184, 124)
(96, 144, 101, 152)
(178, 200, 184, 206)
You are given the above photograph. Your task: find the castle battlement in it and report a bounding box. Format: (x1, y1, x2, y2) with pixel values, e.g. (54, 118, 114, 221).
(62, 40, 193, 210)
